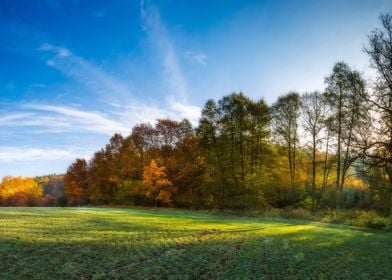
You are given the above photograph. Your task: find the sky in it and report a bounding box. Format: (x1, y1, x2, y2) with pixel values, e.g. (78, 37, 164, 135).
(0, 0, 391, 178)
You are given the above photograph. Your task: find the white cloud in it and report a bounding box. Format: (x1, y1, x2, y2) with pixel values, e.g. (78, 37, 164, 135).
(39, 43, 71, 57)
(40, 43, 132, 103)
(1, 14, 203, 177)
(37, 41, 201, 126)
(168, 100, 201, 124)
(141, 1, 188, 102)
(22, 104, 130, 135)
(185, 51, 208, 66)
(0, 147, 92, 162)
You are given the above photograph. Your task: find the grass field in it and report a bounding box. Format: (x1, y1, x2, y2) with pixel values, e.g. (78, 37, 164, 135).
(0, 208, 391, 279)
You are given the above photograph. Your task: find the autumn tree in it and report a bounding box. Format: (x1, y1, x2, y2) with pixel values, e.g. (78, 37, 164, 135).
(131, 123, 158, 179)
(143, 159, 177, 206)
(64, 159, 89, 205)
(0, 176, 43, 206)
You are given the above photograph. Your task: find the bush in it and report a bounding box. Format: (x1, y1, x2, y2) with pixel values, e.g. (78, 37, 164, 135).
(366, 217, 390, 230)
(319, 210, 392, 231)
(57, 195, 68, 207)
(42, 195, 57, 206)
(281, 208, 315, 221)
(320, 210, 357, 224)
(264, 208, 283, 218)
(354, 211, 391, 230)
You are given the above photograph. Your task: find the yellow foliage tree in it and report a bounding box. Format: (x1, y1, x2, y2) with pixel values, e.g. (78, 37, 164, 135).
(0, 176, 43, 206)
(143, 160, 177, 206)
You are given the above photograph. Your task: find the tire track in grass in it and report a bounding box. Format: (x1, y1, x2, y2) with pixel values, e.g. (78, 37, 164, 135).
(105, 229, 249, 279)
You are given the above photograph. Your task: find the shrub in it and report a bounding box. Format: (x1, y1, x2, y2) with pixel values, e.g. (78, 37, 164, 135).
(366, 217, 390, 230)
(281, 208, 315, 221)
(353, 211, 391, 230)
(8, 192, 29, 206)
(57, 195, 68, 207)
(264, 208, 283, 218)
(42, 195, 57, 206)
(319, 210, 392, 231)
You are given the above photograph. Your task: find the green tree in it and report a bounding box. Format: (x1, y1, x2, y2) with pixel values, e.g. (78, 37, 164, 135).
(272, 92, 301, 194)
(324, 62, 369, 207)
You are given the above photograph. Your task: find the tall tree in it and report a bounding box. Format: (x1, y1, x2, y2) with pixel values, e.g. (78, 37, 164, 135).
(272, 92, 301, 192)
(64, 159, 89, 205)
(131, 123, 157, 179)
(247, 99, 270, 174)
(301, 91, 326, 209)
(219, 92, 252, 182)
(324, 62, 369, 207)
(363, 13, 392, 216)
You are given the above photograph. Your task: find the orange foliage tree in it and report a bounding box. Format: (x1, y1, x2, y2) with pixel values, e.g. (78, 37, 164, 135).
(0, 176, 43, 206)
(64, 159, 89, 205)
(143, 159, 177, 206)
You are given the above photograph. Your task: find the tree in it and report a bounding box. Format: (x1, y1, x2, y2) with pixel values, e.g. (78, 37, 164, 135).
(301, 91, 326, 210)
(219, 92, 253, 182)
(247, 99, 270, 174)
(272, 92, 301, 193)
(131, 123, 157, 179)
(197, 93, 271, 209)
(172, 134, 206, 207)
(363, 13, 392, 216)
(143, 159, 176, 206)
(324, 62, 369, 207)
(0, 176, 43, 206)
(64, 159, 89, 205)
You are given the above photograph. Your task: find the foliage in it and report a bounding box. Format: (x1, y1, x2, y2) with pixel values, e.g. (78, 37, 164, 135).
(0, 176, 43, 206)
(64, 159, 89, 205)
(143, 160, 177, 206)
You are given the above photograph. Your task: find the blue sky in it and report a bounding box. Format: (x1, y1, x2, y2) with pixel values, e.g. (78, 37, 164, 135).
(0, 0, 391, 177)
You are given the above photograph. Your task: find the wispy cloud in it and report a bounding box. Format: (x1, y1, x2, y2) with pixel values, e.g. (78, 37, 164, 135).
(23, 104, 130, 135)
(39, 43, 132, 103)
(141, 0, 188, 102)
(185, 51, 207, 66)
(38, 41, 201, 124)
(39, 43, 71, 57)
(0, 11, 202, 176)
(0, 147, 92, 162)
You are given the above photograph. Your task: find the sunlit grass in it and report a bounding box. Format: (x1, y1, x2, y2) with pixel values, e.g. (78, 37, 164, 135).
(0, 207, 391, 279)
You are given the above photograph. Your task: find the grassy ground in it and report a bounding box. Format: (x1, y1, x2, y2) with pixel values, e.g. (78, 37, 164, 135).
(0, 207, 391, 279)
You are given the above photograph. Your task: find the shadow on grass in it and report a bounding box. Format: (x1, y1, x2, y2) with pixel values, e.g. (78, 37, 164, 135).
(1, 208, 392, 279)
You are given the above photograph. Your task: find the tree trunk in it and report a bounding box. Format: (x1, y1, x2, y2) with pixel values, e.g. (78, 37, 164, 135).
(336, 89, 343, 209)
(311, 134, 316, 211)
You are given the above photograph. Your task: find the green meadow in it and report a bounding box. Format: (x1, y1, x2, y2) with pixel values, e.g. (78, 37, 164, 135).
(0, 207, 391, 279)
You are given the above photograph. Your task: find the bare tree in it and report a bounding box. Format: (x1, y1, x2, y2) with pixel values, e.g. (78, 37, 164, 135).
(364, 13, 392, 216)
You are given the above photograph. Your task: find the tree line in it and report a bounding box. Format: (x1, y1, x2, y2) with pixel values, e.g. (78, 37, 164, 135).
(2, 14, 392, 217)
(61, 14, 392, 216)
